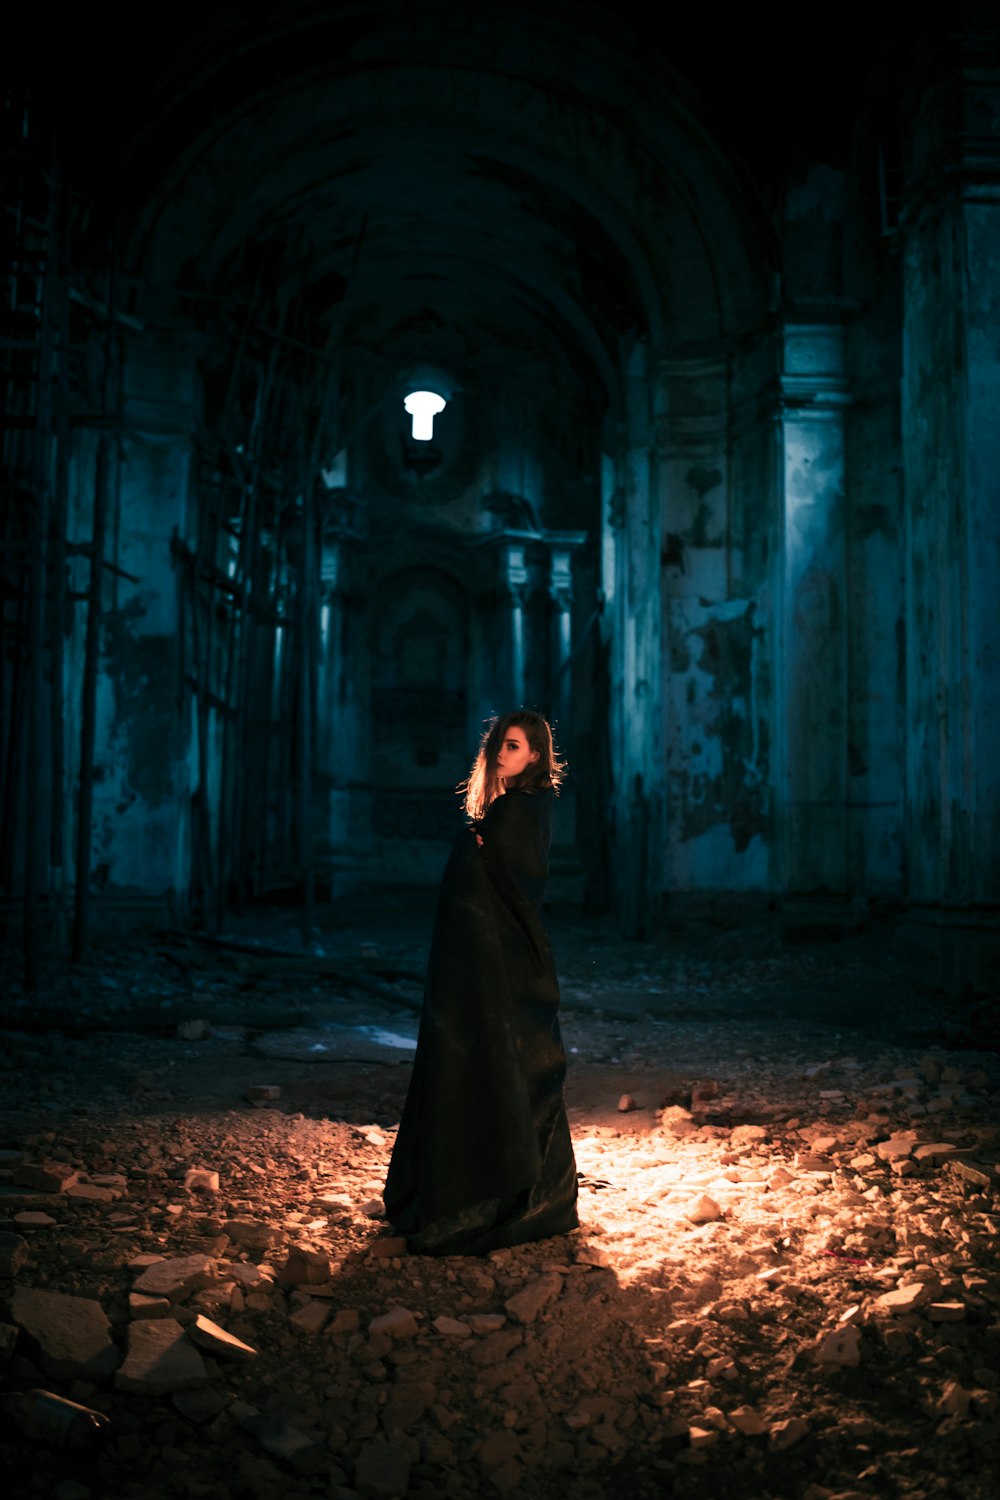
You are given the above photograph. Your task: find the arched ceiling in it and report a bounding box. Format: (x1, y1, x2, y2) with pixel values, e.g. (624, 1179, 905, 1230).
(109, 1, 776, 411)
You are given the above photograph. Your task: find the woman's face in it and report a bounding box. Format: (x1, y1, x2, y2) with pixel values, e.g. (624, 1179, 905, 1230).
(496, 724, 540, 782)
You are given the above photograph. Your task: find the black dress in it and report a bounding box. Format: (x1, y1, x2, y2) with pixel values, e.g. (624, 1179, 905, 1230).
(384, 788, 579, 1255)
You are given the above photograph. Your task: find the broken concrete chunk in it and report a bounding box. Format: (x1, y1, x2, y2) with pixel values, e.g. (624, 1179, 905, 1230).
(13, 1163, 79, 1193)
(227, 1263, 271, 1289)
(948, 1158, 998, 1190)
(469, 1327, 523, 1366)
(468, 1313, 507, 1334)
(188, 1312, 258, 1359)
(504, 1272, 563, 1325)
(727, 1405, 767, 1436)
(8, 1286, 119, 1380)
(132, 1253, 217, 1301)
(433, 1315, 471, 1338)
(279, 1243, 331, 1286)
(184, 1168, 220, 1193)
(0, 1233, 28, 1277)
(876, 1137, 915, 1162)
(912, 1142, 960, 1166)
(129, 1292, 172, 1320)
(369, 1236, 407, 1259)
(13, 1211, 56, 1229)
(289, 1300, 330, 1335)
(369, 1306, 419, 1339)
(65, 1183, 117, 1203)
(814, 1324, 862, 1366)
(225, 1219, 281, 1250)
(684, 1194, 724, 1225)
(659, 1106, 697, 1138)
(938, 1381, 973, 1418)
(875, 1283, 928, 1315)
(769, 1415, 810, 1451)
(926, 1301, 966, 1322)
(115, 1318, 209, 1394)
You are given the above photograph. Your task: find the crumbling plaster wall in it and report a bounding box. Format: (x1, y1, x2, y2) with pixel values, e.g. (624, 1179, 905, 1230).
(73, 335, 199, 913)
(660, 350, 772, 892)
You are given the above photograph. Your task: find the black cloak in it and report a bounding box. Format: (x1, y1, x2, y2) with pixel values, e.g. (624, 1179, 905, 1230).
(384, 788, 579, 1255)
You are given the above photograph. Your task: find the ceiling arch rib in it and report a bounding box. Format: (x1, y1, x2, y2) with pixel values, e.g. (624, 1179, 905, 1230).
(130, 48, 764, 351)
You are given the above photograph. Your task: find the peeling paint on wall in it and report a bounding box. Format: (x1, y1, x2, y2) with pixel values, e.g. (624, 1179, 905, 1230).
(667, 596, 770, 888)
(102, 606, 177, 808)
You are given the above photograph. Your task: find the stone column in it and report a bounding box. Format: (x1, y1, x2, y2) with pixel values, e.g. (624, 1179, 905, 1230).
(315, 531, 368, 888)
(897, 34, 1000, 988)
(498, 536, 530, 709)
(606, 341, 664, 936)
(775, 319, 851, 894)
(546, 534, 585, 735)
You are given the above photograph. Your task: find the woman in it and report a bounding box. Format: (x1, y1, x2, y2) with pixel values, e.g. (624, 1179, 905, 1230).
(384, 710, 579, 1255)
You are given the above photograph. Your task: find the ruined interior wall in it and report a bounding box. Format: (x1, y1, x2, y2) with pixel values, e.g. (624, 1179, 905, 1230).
(903, 183, 1000, 906)
(843, 171, 906, 895)
(67, 334, 198, 917)
(660, 348, 773, 892)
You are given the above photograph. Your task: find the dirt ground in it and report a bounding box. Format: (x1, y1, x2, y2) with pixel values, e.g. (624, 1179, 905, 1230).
(0, 892, 998, 1500)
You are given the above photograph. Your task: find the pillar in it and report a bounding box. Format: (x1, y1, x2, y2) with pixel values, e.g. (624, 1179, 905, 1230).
(896, 33, 1000, 989)
(775, 319, 851, 894)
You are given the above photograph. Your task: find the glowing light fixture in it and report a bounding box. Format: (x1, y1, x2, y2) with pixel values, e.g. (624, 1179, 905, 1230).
(404, 389, 446, 441)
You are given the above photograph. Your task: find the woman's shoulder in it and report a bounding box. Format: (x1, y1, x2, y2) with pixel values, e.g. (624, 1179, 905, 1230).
(484, 788, 551, 827)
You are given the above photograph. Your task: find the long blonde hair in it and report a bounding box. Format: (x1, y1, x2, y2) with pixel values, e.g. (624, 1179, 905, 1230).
(460, 710, 565, 822)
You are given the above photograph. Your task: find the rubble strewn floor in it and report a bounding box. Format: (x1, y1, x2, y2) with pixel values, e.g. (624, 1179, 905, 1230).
(1, 898, 998, 1500)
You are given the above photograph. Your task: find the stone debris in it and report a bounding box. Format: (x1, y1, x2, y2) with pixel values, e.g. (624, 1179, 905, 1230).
(433, 1314, 471, 1337)
(368, 1235, 407, 1258)
(12, 1162, 79, 1193)
(814, 1323, 862, 1366)
(129, 1291, 171, 1319)
(288, 1299, 330, 1335)
(0, 1232, 28, 1277)
(912, 1141, 960, 1165)
(504, 1271, 563, 1324)
(65, 1181, 118, 1203)
(131, 1253, 217, 1301)
(874, 1283, 928, 1315)
(13, 1210, 56, 1228)
(938, 1381, 974, 1418)
(188, 1312, 258, 1359)
(617, 1093, 637, 1112)
(278, 1242, 331, 1285)
(224, 1217, 280, 1250)
(0, 947, 996, 1500)
(769, 1414, 810, 1451)
(7, 1286, 119, 1380)
(683, 1192, 724, 1224)
(115, 1318, 210, 1394)
(728, 1404, 767, 1435)
(369, 1305, 419, 1339)
(926, 1301, 966, 1322)
(183, 1167, 220, 1192)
